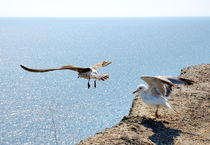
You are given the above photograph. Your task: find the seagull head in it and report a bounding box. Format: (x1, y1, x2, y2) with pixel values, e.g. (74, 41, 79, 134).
(133, 84, 147, 95)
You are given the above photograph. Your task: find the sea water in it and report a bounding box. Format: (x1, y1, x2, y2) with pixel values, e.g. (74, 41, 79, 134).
(0, 17, 210, 144)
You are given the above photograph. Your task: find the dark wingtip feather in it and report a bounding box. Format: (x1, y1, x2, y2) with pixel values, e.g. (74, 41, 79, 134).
(102, 61, 112, 67)
(20, 65, 27, 70)
(20, 65, 43, 72)
(180, 78, 195, 85)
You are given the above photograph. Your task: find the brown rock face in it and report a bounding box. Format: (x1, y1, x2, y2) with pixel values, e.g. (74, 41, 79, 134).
(78, 64, 210, 145)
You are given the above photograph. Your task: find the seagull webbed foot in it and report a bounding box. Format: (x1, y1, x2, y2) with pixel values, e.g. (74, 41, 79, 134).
(155, 113, 160, 119)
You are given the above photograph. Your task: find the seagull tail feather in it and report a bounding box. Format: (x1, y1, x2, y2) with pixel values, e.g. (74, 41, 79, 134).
(165, 102, 177, 113)
(99, 74, 109, 81)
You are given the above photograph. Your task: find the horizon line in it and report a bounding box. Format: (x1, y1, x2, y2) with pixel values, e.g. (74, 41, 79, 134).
(0, 16, 210, 18)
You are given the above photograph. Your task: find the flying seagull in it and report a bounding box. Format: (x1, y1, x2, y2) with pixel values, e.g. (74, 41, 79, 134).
(133, 76, 194, 118)
(20, 61, 112, 88)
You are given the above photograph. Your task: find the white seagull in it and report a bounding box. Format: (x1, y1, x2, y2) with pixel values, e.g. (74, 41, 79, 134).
(133, 76, 194, 118)
(20, 61, 111, 88)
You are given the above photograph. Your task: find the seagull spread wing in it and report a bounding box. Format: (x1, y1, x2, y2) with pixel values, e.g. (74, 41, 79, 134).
(20, 65, 90, 73)
(90, 61, 112, 69)
(141, 76, 174, 97)
(155, 76, 194, 97)
(157, 76, 194, 85)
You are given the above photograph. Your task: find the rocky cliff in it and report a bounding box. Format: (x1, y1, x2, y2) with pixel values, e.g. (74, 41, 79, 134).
(78, 64, 210, 145)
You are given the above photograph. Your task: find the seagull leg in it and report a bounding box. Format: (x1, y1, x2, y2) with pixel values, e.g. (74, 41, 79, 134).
(88, 79, 91, 89)
(155, 105, 160, 118)
(94, 80, 96, 88)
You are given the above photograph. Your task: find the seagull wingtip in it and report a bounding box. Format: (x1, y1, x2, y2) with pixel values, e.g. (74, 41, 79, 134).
(106, 61, 112, 64)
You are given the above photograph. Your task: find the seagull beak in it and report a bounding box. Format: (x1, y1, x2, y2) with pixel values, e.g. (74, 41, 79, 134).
(133, 90, 138, 94)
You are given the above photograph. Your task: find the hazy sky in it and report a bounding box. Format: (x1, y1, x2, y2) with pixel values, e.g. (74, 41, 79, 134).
(1, 0, 210, 17)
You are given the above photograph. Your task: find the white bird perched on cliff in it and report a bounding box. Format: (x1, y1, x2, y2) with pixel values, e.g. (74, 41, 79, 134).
(20, 61, 112, 88)
(133, 76, 194, 118)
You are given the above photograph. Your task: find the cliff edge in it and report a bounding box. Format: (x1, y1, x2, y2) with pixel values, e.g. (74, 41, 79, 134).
(78, 64, 210, 145)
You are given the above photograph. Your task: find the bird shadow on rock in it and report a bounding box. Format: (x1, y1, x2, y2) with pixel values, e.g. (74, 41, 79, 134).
(140, 118, 182, 145)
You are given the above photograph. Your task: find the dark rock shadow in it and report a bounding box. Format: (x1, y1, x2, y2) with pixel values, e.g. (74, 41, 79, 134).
(140, 118, 182, 145)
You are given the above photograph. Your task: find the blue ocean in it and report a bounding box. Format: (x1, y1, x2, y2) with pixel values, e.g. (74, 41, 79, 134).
(0, 17, 210, 144)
